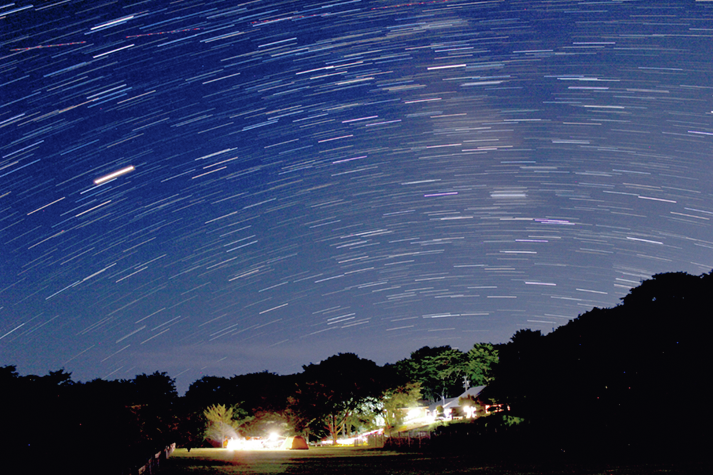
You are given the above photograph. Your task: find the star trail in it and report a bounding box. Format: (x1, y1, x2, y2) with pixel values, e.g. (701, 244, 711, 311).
(1, 0, 712, 392)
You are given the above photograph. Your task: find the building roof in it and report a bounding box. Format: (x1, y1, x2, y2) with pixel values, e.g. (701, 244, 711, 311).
(428, 385, 487, 412)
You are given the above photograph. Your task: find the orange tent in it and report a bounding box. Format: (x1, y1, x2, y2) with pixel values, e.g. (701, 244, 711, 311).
(281, 436, 309, 450)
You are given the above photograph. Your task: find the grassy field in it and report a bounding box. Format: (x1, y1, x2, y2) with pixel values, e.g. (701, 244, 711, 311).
(161, 447, 694, 475)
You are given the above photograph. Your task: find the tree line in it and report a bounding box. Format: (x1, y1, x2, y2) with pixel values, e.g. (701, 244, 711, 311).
(185, 341, 500, 446)
(0, 338, 498, 472)
(1, 270, 710, 470)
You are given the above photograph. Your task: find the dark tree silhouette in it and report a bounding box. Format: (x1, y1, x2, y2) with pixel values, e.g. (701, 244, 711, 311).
(290, 353, 389, 444)
(393, 345, 466, 400)
(484, 271, 712, 459)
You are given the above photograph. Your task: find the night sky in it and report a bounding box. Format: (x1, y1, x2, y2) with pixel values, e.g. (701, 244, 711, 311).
(2, 0, 713, 393)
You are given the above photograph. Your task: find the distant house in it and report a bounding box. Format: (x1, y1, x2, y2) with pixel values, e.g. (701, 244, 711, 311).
(426, 386, 488, 420)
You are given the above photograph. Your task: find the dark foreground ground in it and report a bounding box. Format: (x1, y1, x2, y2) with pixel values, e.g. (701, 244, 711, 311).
(161, 447, 699, 475)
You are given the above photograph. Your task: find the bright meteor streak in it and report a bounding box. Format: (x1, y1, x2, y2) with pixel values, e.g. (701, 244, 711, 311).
(94, 165, 135, 185)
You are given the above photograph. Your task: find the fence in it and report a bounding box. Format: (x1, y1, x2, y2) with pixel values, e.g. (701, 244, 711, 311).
(133, 443, 175, 475)
(380, 430, 432, 450)
(367, 433, 386, 448)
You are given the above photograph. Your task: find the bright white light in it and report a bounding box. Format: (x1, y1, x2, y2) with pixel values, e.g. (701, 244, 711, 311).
(263, 433, 282, 449)
(244, 438, 263, 449)
(226, 437, 273, 450)
(93, 165, 135, 185)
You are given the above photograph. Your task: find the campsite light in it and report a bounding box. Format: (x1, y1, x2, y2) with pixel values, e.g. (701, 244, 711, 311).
(264, 432, 281, 449)
(244, 438, 263, 450)
(226, 438, 241, 451)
